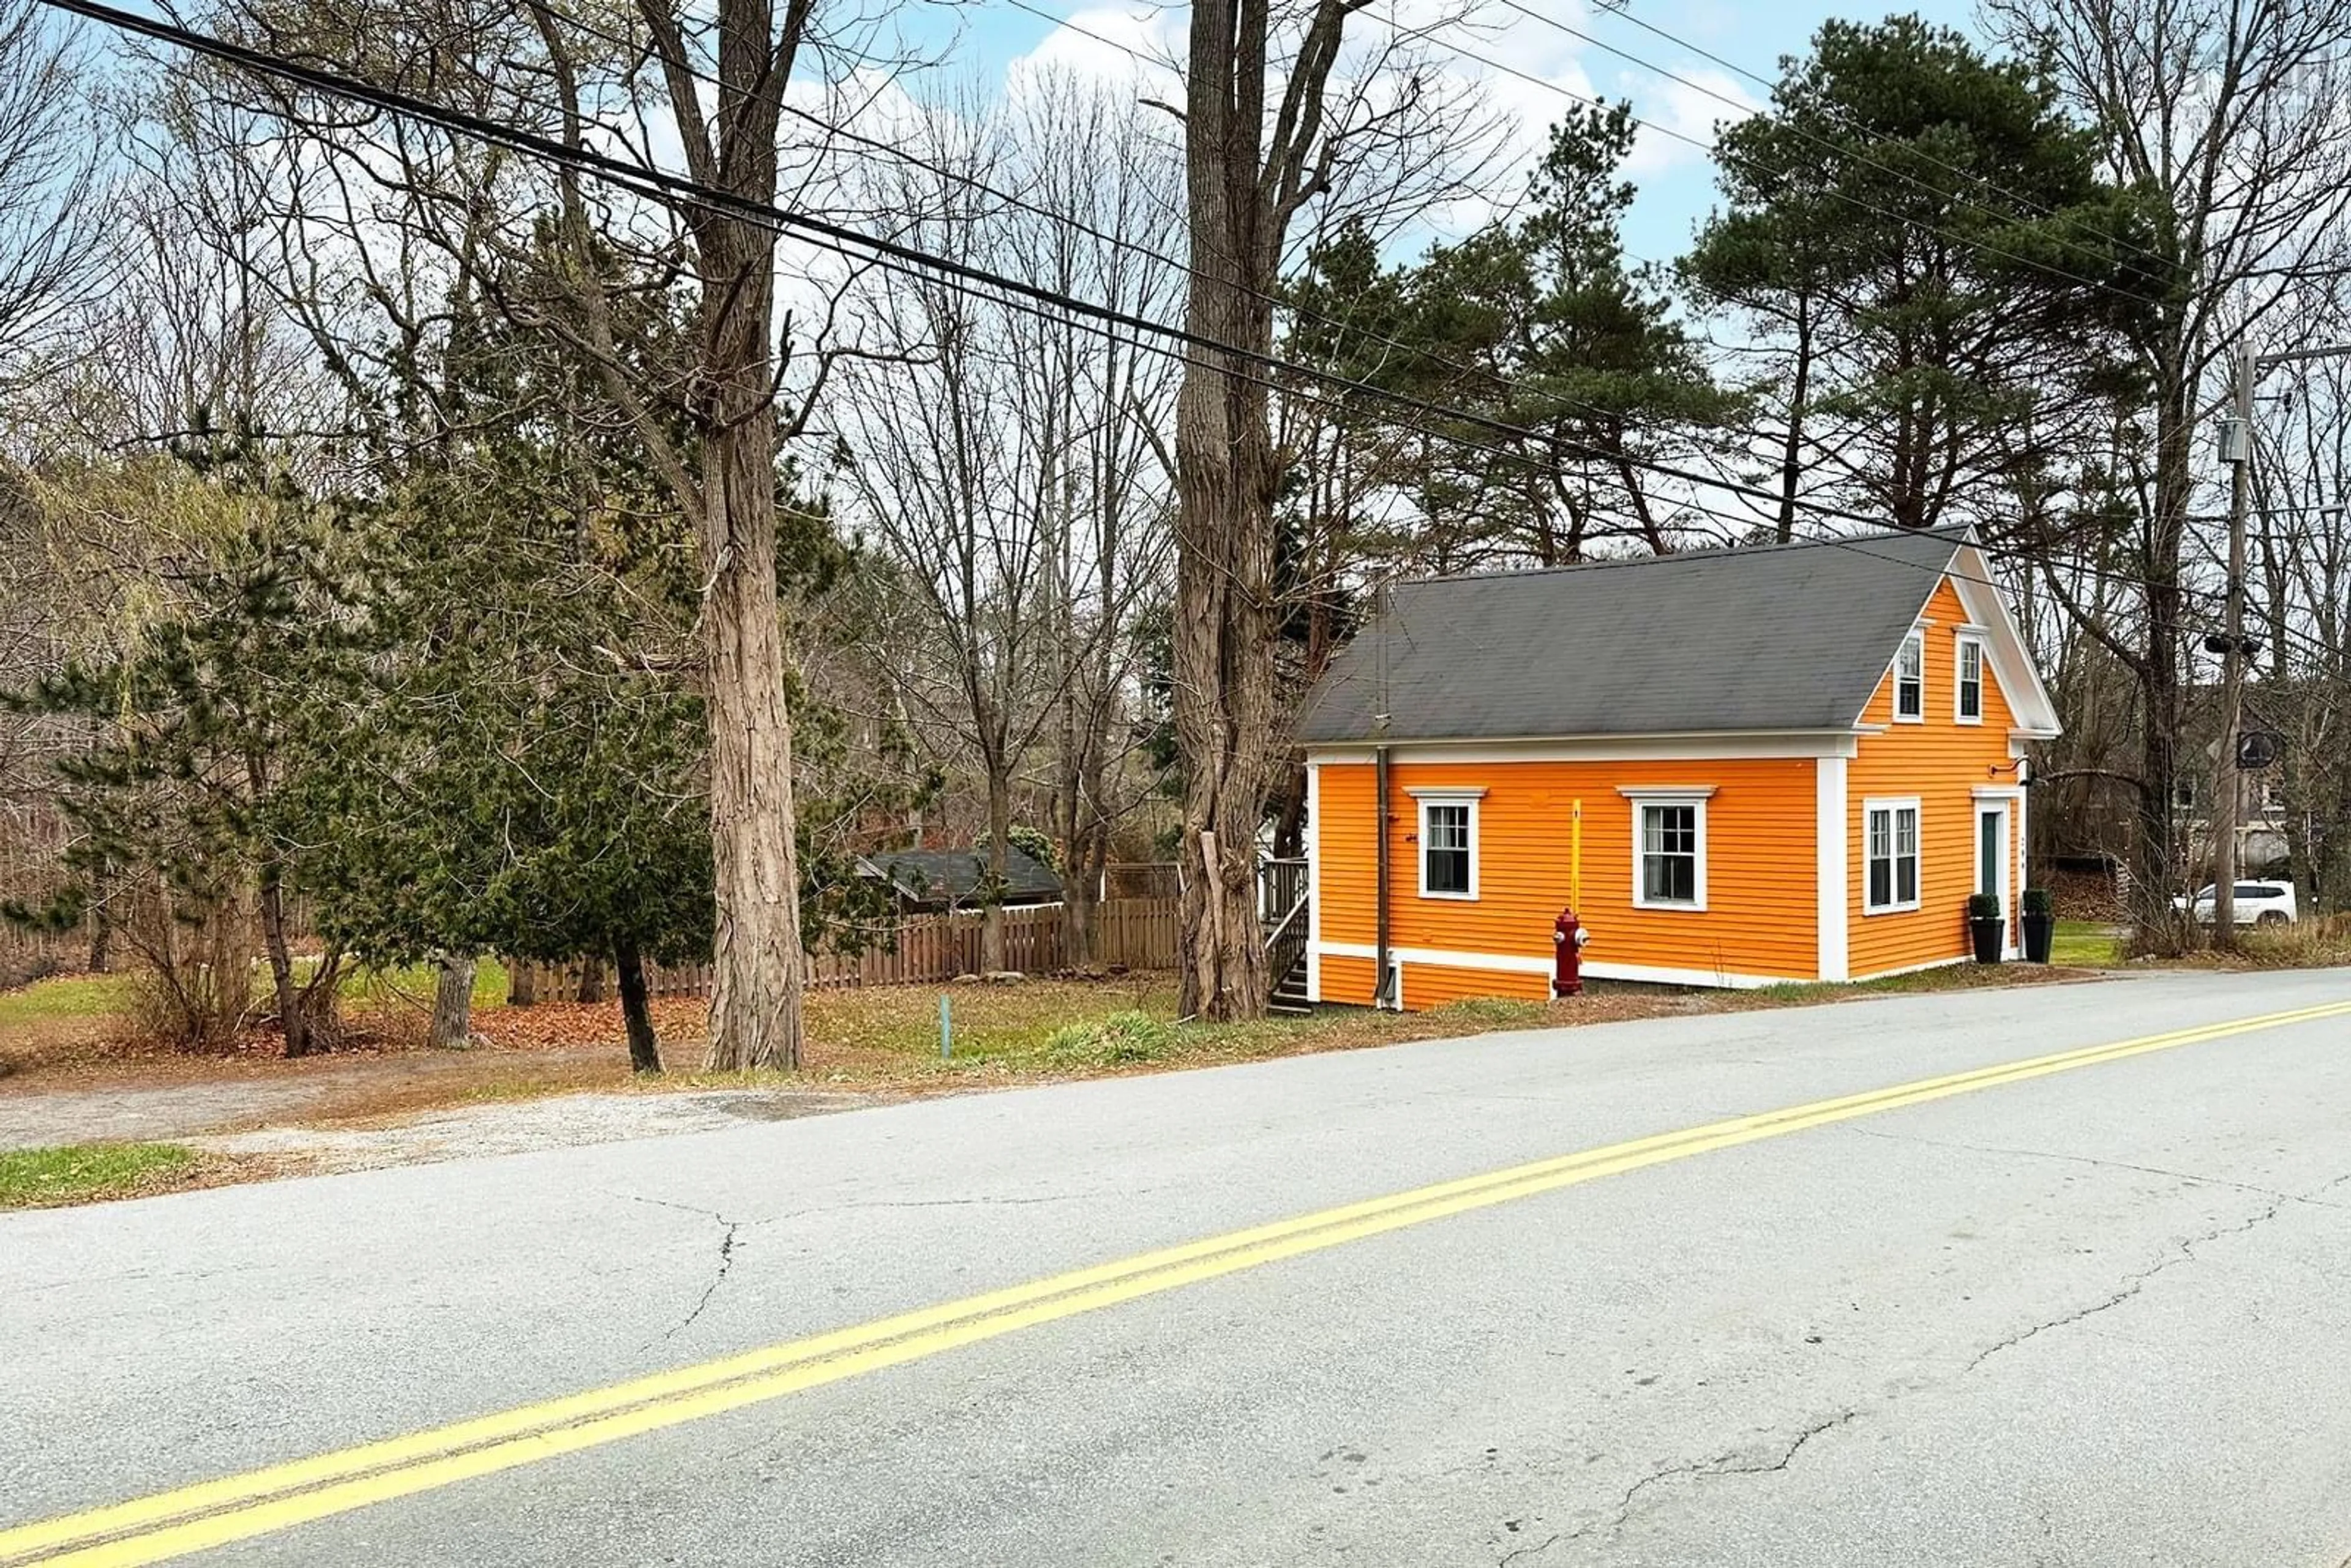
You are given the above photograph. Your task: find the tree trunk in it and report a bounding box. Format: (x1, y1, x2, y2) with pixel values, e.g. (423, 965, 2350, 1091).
(430, 956, 475, 1049)
(613, 937, 662, 1074)
(576, 959, 606, 1004)
(86, 861, 111, 974)
(2130, 359, 2194, 949)
(1776, 294, 1813, 544)
(256, 870, 307, 1058)
(981, 765, 1011, 973)
(1064, 834, 1098, 969)
(694, 103, 804, 1071)
(1173, 0, 1305, 1022)
(507, 957, 537, 1007)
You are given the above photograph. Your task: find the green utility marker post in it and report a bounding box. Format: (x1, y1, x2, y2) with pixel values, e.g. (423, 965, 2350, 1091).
(939, 993, 953, 1060)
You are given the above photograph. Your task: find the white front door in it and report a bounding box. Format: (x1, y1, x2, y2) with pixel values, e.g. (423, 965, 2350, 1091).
(1976, 801, 2014, 957)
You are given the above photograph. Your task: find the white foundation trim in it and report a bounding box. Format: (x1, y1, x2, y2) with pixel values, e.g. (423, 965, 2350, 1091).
(1849, 953, 1971, 983)
(1312, 941, 1804, 992)
(1313, 940, 1551, 976)
(1578, 961, 1798, 990)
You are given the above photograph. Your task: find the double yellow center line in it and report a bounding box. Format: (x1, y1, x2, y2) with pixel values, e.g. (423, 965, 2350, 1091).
(9, 996, 2348, 1566)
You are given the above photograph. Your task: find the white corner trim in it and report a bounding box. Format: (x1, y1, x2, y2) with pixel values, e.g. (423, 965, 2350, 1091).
(1816, 757, 1850, 983)
(1614, 784, 1720, 800)
(1404, 786, 1487, 799)
(1305, 764, 1322, 1003)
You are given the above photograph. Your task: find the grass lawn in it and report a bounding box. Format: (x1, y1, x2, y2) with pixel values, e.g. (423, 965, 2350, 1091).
(2050, 921, 2123, 967)
(0, 972, 136, 1029)
(0, 1142, 208, 1207)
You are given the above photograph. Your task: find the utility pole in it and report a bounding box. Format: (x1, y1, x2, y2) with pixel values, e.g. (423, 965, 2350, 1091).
(2211, 339, 2351, 944)
(2213, 343, 2254, 942)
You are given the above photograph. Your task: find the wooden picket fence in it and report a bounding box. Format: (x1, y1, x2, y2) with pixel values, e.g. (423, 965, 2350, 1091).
(619, 898, 1181, 998)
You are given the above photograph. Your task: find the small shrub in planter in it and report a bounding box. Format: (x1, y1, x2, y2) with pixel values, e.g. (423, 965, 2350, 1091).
(1967, 893, 2005, 963)
(2020, 887, 2057, 964)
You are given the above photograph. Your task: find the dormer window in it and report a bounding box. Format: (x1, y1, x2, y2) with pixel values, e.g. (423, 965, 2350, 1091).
(1895, 632, 1924, 722)
(1955, 634, 1985, 724)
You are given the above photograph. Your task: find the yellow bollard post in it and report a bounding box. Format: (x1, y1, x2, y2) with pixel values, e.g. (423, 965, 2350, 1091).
(1571, 798, 1583, 910)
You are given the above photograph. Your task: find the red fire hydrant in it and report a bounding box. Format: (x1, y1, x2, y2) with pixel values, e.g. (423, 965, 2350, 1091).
(1553, 907, 1590, 997)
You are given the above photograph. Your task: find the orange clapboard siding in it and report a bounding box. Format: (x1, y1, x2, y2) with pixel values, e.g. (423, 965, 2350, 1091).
(1847, 579, 2023, 978)
(1314, 755, 1820, 1007)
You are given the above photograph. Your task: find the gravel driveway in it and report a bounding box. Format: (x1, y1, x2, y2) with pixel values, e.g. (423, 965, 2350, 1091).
(0, 1056, 876, 1167)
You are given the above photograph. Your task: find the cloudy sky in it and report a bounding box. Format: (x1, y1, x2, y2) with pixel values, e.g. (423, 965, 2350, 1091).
(951, 0, 1979, 265)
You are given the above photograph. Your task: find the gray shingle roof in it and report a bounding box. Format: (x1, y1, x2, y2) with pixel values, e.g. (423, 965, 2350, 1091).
(862, 846, 1063, 905)
(1295, 528, 1968, 743)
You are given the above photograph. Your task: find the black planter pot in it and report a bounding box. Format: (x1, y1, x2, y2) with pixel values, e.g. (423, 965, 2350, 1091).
(1969, 916, 2005, 964)
(2021, 912, 2056, 964)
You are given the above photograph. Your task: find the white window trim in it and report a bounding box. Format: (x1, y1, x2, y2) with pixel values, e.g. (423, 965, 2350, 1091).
(1954, 632, 1987, 726)
(1894, 631, 1926, 724)
(1412, 792, 1481, 901)
(1862, 796, 1924, 915)
(1621, 787, 1712, 912)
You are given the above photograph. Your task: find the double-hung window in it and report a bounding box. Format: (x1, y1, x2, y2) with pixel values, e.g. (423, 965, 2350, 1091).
(1411, 789, 1483, 899)
(1954, 635, 1985, 724)
(1864, 799, 1922, 913)
(1621, 787, 1714, 910)
(1894, 632, 1925, 722)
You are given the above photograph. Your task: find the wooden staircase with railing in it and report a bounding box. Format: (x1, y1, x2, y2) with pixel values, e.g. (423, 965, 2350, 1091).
(1261, 857, 1310, 1015)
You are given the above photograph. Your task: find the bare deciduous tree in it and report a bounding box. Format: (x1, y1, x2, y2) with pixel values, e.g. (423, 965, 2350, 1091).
(1173, 0, 1494, 1018)
(838, 75, 1178, 972)
(1990, 0, 2351, 936)
(0, 0, 102, 394)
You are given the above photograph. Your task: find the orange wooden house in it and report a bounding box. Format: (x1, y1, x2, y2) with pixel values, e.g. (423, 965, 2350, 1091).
(1291, 527, 2062, 1008)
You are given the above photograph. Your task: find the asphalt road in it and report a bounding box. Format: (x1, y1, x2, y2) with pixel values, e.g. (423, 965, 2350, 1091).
(7, 969, 2351, 1567)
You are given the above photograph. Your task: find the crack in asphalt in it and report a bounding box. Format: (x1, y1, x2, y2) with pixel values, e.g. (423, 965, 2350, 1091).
(1496, 1531, 1561, 1566)
(610, 1187, 1120, 1229)
(609, 1194, 748, 1351)
(1957, 1193, 2295, 1378)
(1846, 1127, 2351, 1211)
(654, 1219, 742, 1347)
(1531, 1408, 1867, 1558)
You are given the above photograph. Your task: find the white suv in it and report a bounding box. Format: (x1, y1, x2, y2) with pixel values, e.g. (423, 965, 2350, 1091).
(2175, 880, 2299, 926)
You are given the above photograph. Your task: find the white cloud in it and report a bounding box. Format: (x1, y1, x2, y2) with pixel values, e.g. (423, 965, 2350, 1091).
(1623, 65, 1758, 179)
(1007, 4, 1182, 98)
(987, 2, 1760, 255)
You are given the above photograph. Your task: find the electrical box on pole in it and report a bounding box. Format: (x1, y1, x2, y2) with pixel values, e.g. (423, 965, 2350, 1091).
(2217, 416, 2251, 465)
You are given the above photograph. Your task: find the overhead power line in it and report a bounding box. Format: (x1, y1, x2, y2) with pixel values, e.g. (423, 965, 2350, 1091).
(43, 0, 1947, 540)
(999, 0, 2150, 303)
(1556, 0, 2179, 282)
(51, 0, 2336, 669)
